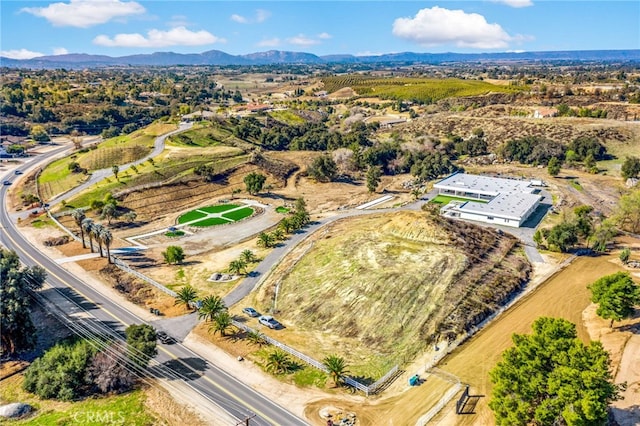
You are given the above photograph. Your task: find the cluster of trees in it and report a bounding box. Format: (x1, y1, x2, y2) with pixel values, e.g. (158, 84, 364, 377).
(162, 245, 185, 265)
(228, 250, 258, 275)
(589, 272, 640, 327)
(22, 324, 157, 400)
(0, 249, 46, 355)
(258, 198, 311, 248)
(71, 208, 115, 262)
(174, 287, 233, 336)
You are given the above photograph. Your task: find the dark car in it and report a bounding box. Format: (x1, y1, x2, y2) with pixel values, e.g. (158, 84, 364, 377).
(258, 315, 280, 329)
(156, 331, 175, 344)
(242, 307, 259, 317)
(3, 181, 11, 185)
(14, 170, 22, 175)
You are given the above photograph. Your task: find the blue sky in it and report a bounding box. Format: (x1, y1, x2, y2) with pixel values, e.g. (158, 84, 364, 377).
(1, 1, 638, 59)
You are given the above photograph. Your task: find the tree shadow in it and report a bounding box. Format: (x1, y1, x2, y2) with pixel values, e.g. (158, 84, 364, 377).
(153, 357, 208, 381)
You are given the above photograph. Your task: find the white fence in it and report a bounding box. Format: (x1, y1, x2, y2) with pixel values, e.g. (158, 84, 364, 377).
(232, 320, 396, 396)
(111, 256, 177, 298)
(415, 382, 462, 426)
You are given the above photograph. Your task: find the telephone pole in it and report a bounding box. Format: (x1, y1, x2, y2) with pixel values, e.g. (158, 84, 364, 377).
(236, 413, 256, 426)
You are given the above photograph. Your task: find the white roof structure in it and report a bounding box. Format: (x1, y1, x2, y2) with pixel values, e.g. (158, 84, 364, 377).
(434, 173, 542, 227)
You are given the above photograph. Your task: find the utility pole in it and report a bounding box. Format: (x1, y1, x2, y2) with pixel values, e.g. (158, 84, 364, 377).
(236, 413, 256, 426)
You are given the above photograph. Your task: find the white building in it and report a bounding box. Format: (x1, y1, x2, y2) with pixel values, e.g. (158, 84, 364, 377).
(434, 173, 543, 228)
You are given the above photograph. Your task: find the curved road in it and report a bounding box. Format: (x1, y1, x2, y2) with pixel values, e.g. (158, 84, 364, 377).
(0, 131, 306, 426)
(47, 122, 193, 207)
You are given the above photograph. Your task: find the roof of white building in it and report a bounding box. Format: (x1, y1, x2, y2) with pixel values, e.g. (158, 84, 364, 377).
(435, 173, 541, 222)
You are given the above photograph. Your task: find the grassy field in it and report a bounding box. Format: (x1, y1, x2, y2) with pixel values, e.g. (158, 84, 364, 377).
(0, 375, 156, 426)
(321, 75, 525, 104)
(190, 217, 230, 227)
(199, 204, 239, 214)
(275, 206, 290, 214)
(253, 211, 528, 380)
(177, 210, 208, 224)
(268, 110, 307, 125)
(221, 206, 254, 221)
(167, 126, 230, 147)
(430, 194, 489, 205)
(37, 156, 88, 201)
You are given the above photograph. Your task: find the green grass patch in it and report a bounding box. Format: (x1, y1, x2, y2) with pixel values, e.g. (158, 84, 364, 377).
(430, 194, 489, 205)
(191, 217, 231, 227)
(177, 210, 208, 224)
(291, 366, 328, 388)
(31, 217, 54, 229)
(570, 180, 583, 191)
(199, 204, 239, 214)
(0, 375, 156, 426)
(321, 75, 526, 104)
(268, 110, 306, 125)
(165, 230, 185, 237)
(275, 206, 290, 214)
(167, 126, 233, 147)
(222, 207, 254, 221)
(37, 157, 87, 201)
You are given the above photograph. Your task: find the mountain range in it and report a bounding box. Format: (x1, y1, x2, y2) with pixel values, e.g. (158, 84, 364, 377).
(1, 49, 639, 69)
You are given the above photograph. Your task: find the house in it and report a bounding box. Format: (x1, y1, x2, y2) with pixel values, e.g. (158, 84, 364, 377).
(533, 107, 558, 119)
(434, 173, 543, 228)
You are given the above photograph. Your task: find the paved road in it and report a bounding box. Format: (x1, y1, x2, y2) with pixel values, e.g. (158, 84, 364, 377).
(47, 122, 193, 207)
(0, 136, 306, 426)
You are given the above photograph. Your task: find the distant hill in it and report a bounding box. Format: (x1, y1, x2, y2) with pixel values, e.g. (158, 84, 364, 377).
(1, 49, 638, 69)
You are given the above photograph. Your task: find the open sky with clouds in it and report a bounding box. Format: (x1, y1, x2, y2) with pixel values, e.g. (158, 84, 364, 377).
(1, 0, 638, 59)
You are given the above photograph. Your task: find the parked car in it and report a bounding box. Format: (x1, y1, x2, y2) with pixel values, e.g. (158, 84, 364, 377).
(242, 307, 259, 317)
(258, 315, 280, 329)
(156, 331, 175, 344)
(14, 170, 22, 175)
(3, 181, 11, 185)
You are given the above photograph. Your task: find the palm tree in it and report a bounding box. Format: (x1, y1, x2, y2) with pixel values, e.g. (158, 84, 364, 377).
(81, 218, 94, 252)
(100, 227, 113, 263)
(240, 249, 257, 264)
(271, 228, 285, 241)
(198, 295, 226, 321)
(92, 223, 105, 257)
(257, 232, 274, 248)
(174, 285, 198, 311)
(228, 259, 247, 276)
(71, 208, 86, 247)
(278, 218, 293, 234)
(246, 330, 267, 347)
(208, 311, 233, 337)
(322, 354, 349, 387)
(265, 349, 293, 375)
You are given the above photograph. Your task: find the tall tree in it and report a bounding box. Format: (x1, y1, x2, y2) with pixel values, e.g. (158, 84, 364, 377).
(174, 285, 198, 311)
(87, 343, 134, 394)
(100, 227, 113, 263)
(489, 317, 622, 426)
(322, 354, 349, 387)
(112, 164, 120, 180)
(257, 232, 274, 248)
(244, 172, 266, 195)
(228, 259, 247, 275)
(71, 208, 86, 248)
(366, 166, 382, 193)
(621, 156, 640, 180)
(547, 156, 561, 176)
(101, 202, 118, 225)
(81, 218, 94, 253)
(308, 154, 338, 182)
(240, 249, 257, 264)
(91, 223, 105, 257)
(125, 324, 157, 367)
(198, 295, 227, 322)
(265, 349, 293, 374)
(613, 189, 640, 233)
(588, 272, 640, 327)
(0, 249, 46, 354)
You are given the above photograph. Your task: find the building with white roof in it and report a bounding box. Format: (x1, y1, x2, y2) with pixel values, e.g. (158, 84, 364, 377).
(434, 173, 543, 228)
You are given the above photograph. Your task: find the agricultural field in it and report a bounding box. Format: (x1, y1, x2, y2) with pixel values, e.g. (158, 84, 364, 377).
(37, 156, 88, 201)
(321, 75, 525, 104)
(251, 210, 530, 379)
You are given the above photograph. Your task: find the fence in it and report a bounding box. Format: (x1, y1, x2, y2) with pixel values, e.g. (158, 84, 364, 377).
(415, 382, 462, 426)
(232, 320, 396, 396)
(111, 257, 177, 298)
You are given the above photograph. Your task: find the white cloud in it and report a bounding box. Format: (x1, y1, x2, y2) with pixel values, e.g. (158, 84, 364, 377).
(231, 9, 270, 24)
(93, 26, 224, 48)
(392, 7, 516, 49)
(0, 49, 44, 59)
(317, 32, 332, 40)
(492, 0, 533, 8)
(21, 0, 145, 28)
(53, 47, 69, 55)
(167, 15, 190, 28)
(257, 38, 281, 48)
(287, 34, 320, 46)
(255, 9, 271, 23)
(230, 14, 248, 24)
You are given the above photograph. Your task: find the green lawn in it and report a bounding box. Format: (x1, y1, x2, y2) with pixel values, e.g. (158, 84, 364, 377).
(0, 375, 155, 426)
(199, 204, 239, 214)
(222, 207, 254, 221)
(165, 230, 185, 237)
(430, 194, 489, 205)
(190, 217, 230, 227)
(275, 206, 290, 214)
(268, 110, 306, 125)
(177, 210, 208, 224)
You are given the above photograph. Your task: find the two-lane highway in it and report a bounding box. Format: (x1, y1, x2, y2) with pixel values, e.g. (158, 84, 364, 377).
(0, 139, 307, 426)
